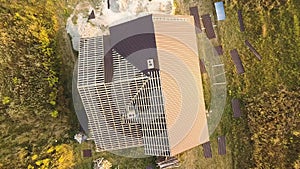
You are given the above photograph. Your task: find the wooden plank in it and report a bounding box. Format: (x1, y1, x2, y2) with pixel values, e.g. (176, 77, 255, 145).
(230, 49, 245, 74)
(201, 14, 216, 39)
(158, 157, 179, 169)
(238, 10, 245, 32)
(218, 136, 226, 155)
(189, 6, 202, 33)
(83, 149, 92, 157)
(157, 157, 177, 165)
(202, 141, 212, 158)
(245, 40, 262, 60)
(232, 98, 242, 118)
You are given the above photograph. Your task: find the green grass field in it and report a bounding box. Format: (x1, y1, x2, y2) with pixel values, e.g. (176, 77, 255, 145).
(174, 0, 300, 168)
(0, 0, 298, 168)
(60, 0, 300, 168)
(73, 142, 157, 169)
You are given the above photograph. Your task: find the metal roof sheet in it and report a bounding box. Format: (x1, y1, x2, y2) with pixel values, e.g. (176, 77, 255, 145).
(109, 15, 159, 73)
(238, 10, 245, 32)
(202, 141, 212, 158)
(232, 98, 242, 118)
(153, 14, 209, 156)
(201, 14, 216, 39)
(189, 6, 202, 33)
(230, 49, 245, 74)
(218, 136, 226, 155)
(215, 45, 224, 56)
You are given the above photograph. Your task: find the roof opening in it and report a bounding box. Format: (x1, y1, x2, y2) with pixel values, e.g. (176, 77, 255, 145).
(126, 105, 136, 120)
(147, 59, 155, 69)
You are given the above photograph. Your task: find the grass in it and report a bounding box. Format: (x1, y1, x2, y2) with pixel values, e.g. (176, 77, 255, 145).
(63, 0, 299, 168)
(174, 0, 300, 168)
(218, 1, 300, 168)
(73, 141, 157, 169)
(177, 113, 234, 169)
(173, 0, 235, 168)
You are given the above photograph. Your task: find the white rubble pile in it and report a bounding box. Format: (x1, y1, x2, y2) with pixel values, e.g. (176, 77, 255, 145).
(66, 0, 175, 51)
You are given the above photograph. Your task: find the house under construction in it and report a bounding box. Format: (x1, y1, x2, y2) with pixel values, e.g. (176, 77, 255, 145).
(77, 14, 209, 156)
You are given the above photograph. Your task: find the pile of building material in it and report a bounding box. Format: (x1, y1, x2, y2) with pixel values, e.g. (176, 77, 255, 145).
(93, 158, 112, 169)
(156, 156, 180, 169)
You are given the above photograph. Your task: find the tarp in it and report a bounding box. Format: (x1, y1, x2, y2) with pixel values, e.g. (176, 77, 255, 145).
(214, 2, 226, 21)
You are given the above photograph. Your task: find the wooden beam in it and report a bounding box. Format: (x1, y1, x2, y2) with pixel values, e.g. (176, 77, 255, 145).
(245, 40, 262, 60)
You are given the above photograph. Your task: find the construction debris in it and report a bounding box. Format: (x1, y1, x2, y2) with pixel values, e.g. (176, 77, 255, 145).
(156, 156, 180, 169)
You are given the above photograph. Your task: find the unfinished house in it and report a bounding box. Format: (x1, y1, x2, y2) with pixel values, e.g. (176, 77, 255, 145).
(77, 14, 209, 156)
